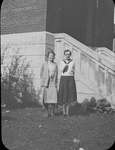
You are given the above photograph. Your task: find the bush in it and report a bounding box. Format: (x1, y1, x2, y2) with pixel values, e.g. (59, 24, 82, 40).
(81, 98, 89, 111)
(88, 97, 97, 108)
(96, 98, 111, 112)
(1, 47, 37, 109)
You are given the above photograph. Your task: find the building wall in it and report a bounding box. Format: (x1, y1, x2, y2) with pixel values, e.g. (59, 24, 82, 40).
(46, 0, 63, 33)
(46, 0, 114, 50)
(46, 0, 88, 42)
(1, 32, 54, 91)
(1, 0, 115, 105)
(54, 33, 115, 107)
(1, 0, 47, 34)
(113, 38, 115, 52)
(91, 0, 114, 50)
(1, 0, 114, 49)
(1, 31, 115, 106)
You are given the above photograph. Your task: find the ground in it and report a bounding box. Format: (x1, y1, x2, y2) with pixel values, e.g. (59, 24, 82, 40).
(1, 105, 115, 150)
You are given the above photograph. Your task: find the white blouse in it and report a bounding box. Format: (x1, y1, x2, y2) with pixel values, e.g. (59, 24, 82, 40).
(59, 60, 75, 76)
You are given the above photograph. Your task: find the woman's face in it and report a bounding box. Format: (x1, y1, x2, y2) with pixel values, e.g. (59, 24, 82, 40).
(64, 51, 71, 60)
(48, 53, 55, 62)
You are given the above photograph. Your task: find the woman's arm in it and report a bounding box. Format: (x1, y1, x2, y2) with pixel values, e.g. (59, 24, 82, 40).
(40, 63, 44, 79)
(73, 61, 76, 76)
(59, 61, 64, 73)
(55, 64, 58, 87)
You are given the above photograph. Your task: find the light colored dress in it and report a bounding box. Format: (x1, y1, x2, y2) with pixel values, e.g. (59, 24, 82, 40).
(40, 61, 58, 104)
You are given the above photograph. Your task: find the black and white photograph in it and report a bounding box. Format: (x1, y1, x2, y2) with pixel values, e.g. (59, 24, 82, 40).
(1, 0, 115, 150)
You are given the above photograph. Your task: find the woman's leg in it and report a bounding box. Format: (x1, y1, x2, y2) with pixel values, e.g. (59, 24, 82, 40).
(47, 104, 52, 117)
(52, 104, 55, 115)
(66, 104, 69, 116)
(48, 104, 55, 117)
(63, 104, 66, 115)
(50, 104, 57, 116)
(54, 103, 58, 115)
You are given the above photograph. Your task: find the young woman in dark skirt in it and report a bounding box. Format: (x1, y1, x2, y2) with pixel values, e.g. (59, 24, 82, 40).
(58, 49, 77, 116)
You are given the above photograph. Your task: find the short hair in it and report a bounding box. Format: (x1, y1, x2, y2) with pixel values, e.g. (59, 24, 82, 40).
(64, 49, 72, 55)
(47, 50, 55, 57)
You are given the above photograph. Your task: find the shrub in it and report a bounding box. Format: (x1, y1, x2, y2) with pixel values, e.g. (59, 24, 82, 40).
(1, 46, 37, 109)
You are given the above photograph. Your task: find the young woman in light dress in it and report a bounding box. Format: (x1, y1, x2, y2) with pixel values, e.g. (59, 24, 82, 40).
(40, 51, 58, 117)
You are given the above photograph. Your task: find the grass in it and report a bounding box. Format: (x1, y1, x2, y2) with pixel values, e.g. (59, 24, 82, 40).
(1, 105, 115, 150)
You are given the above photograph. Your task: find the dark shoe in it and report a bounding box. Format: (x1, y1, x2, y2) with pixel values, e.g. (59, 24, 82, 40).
(63, 113, 70, 117)
(63, 114, 67, 117)
(48, 113, 51, 118)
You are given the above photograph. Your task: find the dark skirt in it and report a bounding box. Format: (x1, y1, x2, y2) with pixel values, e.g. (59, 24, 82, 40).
(58, 76, 77, 105)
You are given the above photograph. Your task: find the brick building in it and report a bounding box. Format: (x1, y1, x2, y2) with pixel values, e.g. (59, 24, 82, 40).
(1, 0, 115, 105)
(1, 0, 114, 50)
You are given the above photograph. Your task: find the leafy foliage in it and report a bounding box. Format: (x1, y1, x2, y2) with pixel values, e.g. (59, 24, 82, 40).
(1, 46, 36, 109)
